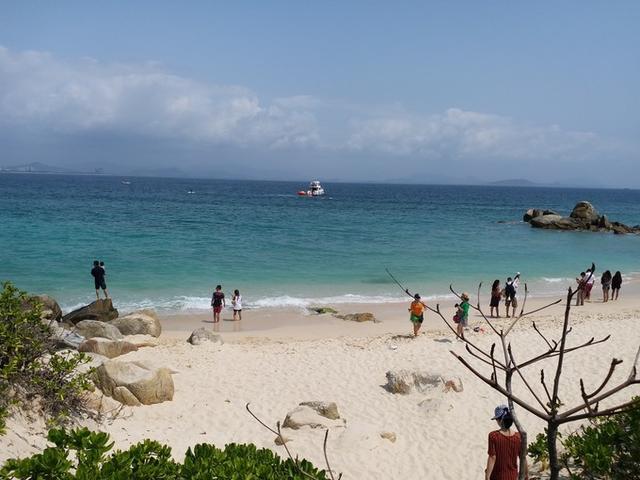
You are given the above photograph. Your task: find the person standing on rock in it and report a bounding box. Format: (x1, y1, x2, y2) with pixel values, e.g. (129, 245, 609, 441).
(211, 285, 225, 323)
(408, 293, 426, 337)
(91, 260, 109, 300)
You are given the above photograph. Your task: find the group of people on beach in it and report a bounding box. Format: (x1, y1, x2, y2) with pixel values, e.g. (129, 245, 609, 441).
(210, 285, 243, 322)
(575, 269, 622, 305)
(489, 274, 521, 319)
(409, 272, 522, 339)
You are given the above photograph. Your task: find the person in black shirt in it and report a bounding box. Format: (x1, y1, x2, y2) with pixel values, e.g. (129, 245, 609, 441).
(91, 260, 109, 300)
(211, 285, 225, 323)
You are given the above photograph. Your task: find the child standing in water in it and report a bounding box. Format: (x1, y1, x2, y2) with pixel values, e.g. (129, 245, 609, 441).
(408, 294, 426, 337)
(232, 289, 242, 321)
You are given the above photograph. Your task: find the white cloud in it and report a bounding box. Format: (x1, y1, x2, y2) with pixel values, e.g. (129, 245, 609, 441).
(0, 46, 319, 148)
(0, 46, 627, 170)
(347, 108, 603, 162)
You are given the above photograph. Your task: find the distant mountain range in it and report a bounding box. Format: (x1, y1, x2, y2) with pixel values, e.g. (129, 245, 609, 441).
(488, 178, 540, 187)
(0, 162, 103, 175)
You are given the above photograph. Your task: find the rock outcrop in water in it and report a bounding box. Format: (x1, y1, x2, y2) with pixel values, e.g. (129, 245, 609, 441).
(523, 201, 640, 234)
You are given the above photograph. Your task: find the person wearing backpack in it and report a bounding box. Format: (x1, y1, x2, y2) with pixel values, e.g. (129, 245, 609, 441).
(504, 277, 517, 318)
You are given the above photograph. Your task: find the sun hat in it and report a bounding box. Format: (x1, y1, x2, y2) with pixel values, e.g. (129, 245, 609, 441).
(491, 404, 509, 420)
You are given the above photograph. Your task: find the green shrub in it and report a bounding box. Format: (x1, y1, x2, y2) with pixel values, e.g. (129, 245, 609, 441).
(0, 282, 91, 432)
(0, 428, 330, 479)
(528, 397, 640, 480)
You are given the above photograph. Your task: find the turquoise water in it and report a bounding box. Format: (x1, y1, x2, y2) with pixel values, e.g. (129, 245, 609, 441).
(1, 174, 639, 312)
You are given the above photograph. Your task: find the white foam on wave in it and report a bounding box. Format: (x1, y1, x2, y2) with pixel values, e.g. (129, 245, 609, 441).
(542, 277, 568, 283)
(61, 292, 458, 314)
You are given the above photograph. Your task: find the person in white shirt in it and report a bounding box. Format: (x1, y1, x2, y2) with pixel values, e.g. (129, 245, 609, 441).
(585, 269, 595, 301)
(232, 289, 243, 321)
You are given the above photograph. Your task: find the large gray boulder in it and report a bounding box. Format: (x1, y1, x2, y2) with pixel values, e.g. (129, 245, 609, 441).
(23, 295, 62, 322)
(524, 202, 640, 235)
(62, 299, 118, 325)
(74, 320, 123, 340)
(523, 208, 558, 222)
(94, 360, 174, 406)
(110, 310, 161, 337)
(282, 405, 345, 430)
(299, 401, 340, 420)
(49, 323, 85, 349)
(385, 370, 442, 394)
(79, 338, 138, 358)
(187, 328, 224, 345)
(570, 201, 599, 224)
(529, 214, 580, 230)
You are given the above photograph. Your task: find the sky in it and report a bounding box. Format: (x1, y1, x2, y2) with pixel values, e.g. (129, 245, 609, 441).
(0, 1, 638, 186)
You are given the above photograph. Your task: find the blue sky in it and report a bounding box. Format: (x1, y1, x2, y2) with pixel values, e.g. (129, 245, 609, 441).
(0, 1, 638, 185)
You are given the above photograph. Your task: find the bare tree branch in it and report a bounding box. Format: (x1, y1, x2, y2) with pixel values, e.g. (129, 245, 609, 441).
(517, 283, 529, 317)
(449, 284, 501, 336)
(508, 344, 550, 414)
(532, 321, 553, 349)
(540, 369, 553, 405)
(427, 304, 507, 369)
(246, 403, 338, 480)
(559, 398, 640, 424)
(584, 358, 623, 398)
(450, 350, 551, 420)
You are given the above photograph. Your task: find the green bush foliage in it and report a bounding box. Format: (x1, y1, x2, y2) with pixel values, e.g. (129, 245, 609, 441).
(0, 282, 91, 432)
(528, 397, 640, 479)
(0, 428, 330, 479)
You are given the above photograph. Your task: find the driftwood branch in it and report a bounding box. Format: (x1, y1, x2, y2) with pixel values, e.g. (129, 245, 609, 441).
(246, 403, 340, 480)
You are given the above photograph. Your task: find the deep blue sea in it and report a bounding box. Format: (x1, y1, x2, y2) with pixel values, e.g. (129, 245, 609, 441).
(1, 174, 639, 313)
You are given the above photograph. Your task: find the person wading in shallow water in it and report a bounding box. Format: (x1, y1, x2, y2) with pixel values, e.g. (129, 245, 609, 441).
(408, 293, 426, 337)
(211, 285, 225, 323)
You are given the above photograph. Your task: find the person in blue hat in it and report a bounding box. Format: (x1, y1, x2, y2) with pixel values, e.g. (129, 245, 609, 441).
(485, 404, 528, 480)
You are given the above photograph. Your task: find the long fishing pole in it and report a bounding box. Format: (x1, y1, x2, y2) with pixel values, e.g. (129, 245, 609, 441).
(385, 267, 430, 307)
(384, 267, 414, 299)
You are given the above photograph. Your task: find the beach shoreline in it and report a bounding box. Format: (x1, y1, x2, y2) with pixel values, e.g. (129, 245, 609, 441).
(159, 278, 640, 341)
(3, 284, 640, 479)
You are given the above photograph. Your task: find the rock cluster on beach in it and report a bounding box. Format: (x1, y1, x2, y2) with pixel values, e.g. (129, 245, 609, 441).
(523, 201, 640, 234)
(25, 296, 174, 407)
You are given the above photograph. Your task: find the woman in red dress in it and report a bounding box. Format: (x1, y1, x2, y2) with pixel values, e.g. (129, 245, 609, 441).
(485, 405, 528, 480)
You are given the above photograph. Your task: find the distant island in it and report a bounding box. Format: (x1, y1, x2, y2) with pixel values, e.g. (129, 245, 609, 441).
(488, 178, 539, 187)
(0, 162, 103, 175)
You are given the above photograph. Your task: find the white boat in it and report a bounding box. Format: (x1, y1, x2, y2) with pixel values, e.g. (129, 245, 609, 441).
(121, 180, 131, 185)
(297, 180, 325, 197)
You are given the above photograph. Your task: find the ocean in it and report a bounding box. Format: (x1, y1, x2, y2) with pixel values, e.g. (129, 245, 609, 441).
(1, 174, 639, 313)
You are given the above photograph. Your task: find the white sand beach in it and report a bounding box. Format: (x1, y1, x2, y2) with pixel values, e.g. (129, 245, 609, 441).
(3, 290, 640, 479)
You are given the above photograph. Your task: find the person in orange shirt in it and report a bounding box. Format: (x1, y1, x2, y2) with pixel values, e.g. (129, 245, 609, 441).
(408, 293, 426, 337)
